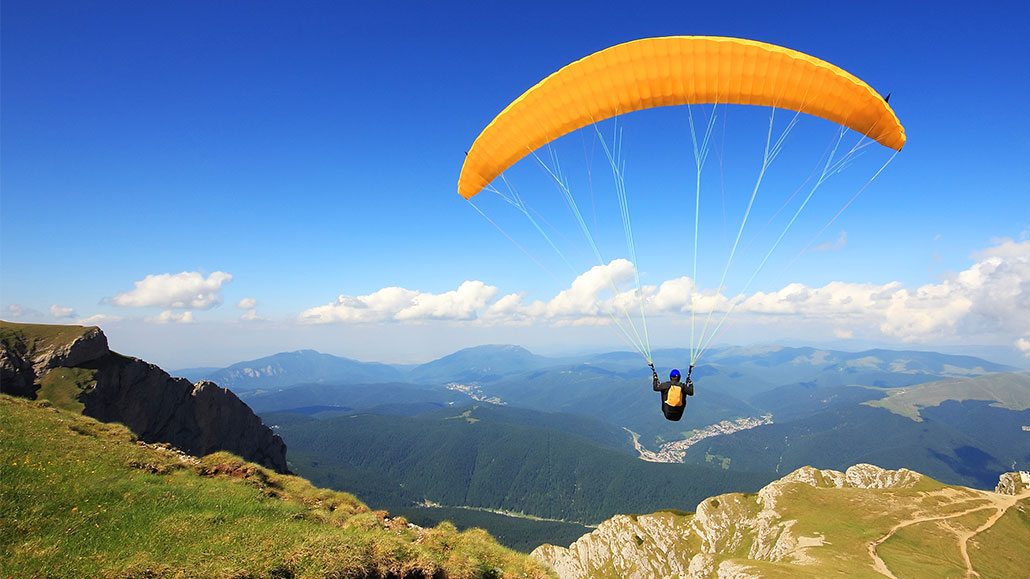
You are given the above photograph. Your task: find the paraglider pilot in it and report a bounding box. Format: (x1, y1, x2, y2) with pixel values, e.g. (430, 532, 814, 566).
(651, 363, 694, 421)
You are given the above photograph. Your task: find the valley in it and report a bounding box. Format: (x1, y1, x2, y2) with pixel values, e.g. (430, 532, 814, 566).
(233, 343, 1029, 552)
(627, 414, 774, 463)
(5, 321, 1028, 571)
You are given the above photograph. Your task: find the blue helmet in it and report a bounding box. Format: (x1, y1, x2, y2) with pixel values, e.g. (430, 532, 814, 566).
(670, 369, 680, 379)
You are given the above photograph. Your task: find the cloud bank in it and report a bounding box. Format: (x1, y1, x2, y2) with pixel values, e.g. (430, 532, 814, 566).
(298, 239, 1030, 348)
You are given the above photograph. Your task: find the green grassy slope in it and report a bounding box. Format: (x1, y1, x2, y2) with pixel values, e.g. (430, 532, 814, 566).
(0, 321, 95, 355)
(0, 395, 550, 578)
(864, 372, 1030, 420)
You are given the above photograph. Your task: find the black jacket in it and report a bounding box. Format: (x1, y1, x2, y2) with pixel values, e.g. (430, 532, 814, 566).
(653, 376, 691, 421)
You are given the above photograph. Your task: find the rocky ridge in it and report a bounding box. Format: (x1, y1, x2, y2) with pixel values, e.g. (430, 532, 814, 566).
(531, 463, 1030, 578)
(0, 321, 288, 473)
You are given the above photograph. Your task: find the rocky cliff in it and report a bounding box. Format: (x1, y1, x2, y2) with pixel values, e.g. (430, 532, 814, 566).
(532, 463, 1030, 578)
(0, 321, 288, 473)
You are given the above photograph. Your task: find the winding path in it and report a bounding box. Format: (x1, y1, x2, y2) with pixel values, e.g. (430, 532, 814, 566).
(868, 489, 1030, 578)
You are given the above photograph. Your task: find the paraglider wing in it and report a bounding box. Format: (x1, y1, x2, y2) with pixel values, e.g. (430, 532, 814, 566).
(458, 36, 906, 200)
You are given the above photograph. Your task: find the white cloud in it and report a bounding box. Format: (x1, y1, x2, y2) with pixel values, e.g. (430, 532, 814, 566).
(650, 277, 695, 312)
(740, 281, 899, 317)
(395, 281, 498, 321)
(110, 271, 232, 309)
(481, 292, 528, 321)
(50, 304, 77, 319)
(730, 238, 1029, 344)
(974, 238, 1030, 260)
(294, 239, 1029, 350)
(537, 259, 636, 319)
(881, 239, 1030, 341)
(235, 297, 265, 321)
(77, 314, 123, 325)
(6, 304, 44, 319)
(1016, 336, 1030, 357)
(300, 281, 499, 324)
(145, 310, 195, 324)
(240, 309, 265, 322)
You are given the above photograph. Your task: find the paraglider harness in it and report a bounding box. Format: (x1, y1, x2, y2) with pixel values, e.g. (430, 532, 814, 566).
(651, 363, 693, 421)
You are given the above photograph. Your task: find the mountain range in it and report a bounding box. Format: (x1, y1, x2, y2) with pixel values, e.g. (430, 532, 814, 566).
(196, 342, 1028, 551)
(5, 320, 1029, 576)
(208, 343, 1027, 485)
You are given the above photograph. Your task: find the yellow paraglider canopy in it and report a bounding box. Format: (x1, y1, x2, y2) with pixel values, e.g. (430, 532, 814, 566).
(458, 35, 905, 200)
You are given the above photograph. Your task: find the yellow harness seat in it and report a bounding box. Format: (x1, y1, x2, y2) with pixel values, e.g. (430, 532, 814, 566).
(667, 385, 684, 407)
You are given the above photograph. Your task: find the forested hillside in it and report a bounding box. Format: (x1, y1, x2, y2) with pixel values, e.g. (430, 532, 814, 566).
(680, 393, 1030, 489)
(272, 405, 777, 525)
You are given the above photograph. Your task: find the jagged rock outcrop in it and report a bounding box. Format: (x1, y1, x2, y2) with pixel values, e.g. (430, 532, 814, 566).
(0, 321, 288, 473)
(1, 325, 109, 396)
(531, 464, 1025, 578)
(779, 463, 923, 489)
(533, 512, 698, 579)
(0, 343, 36, 396)
(996, 471, 1030, 495)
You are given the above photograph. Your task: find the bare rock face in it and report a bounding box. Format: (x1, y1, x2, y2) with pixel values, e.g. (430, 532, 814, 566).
(0, 322, 289, 473)
(0, 345, 36, 397)
(533, 512, 698, 579)
(38, 325, 110, 372)
(1, 324, 108, 397)
(82, 354, 289, 473)
(995, 471, 1030, 495)
(780, 463, 923, 489)
(531, 464, 929, 578)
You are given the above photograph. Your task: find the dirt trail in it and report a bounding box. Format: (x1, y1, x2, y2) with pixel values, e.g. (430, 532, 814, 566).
(868, 489, 1030, 578)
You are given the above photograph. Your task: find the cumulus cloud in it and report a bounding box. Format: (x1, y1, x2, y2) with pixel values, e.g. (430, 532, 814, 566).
(534, 260, 636, 319)
(50, 304, 77, 319)
(396, 281, 498, 321)
(732, 238, 1029, 344)
(145, 310, 195, 324)
(295, 239, 1029, 350)
(300, 281, 500, 324)
(6, 304, 44, 319)
(882, 239, 1030, 341)
(110, 271, 232, 309)
(236, 297, 265, 321)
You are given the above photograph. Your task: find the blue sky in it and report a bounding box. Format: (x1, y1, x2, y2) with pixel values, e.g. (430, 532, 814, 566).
(3, 1, 1029, 368)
